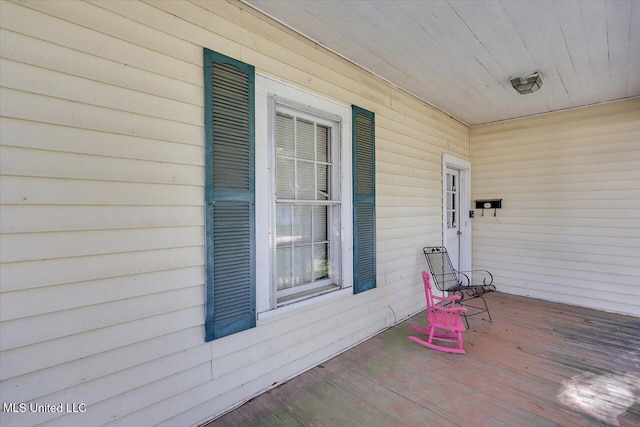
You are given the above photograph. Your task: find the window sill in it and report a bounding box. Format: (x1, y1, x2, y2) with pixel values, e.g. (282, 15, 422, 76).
(257, 287, 352, 323)
(277, 283, 340, 305)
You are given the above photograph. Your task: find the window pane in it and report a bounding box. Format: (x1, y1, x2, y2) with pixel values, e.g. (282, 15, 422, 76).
(276, 204, 292, 246)
(276, 157, 294, 198)
(296, 118, 315, 160)
(293, 246, 312, 285)
(276, 247, 292, 290)
(317, 164, 329, 200)
(297, 160, 315, 200)
(293, 205, 312, 244)
(317, 124, 329, 163)
(276, 113, 294, 157)
(313, 205, 327, 242)
(314, 243, 329, 280)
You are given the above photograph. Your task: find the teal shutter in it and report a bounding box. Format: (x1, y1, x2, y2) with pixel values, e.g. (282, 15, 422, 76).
(352, 106, 376, 294)
(204, 49, 255, 341)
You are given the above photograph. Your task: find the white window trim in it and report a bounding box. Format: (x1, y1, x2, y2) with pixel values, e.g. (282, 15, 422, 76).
(255, 74, 353, 316)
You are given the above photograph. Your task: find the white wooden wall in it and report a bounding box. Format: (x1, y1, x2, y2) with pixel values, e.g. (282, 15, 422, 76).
(471, 99, 640, 317)
(0, 1, 468, 425)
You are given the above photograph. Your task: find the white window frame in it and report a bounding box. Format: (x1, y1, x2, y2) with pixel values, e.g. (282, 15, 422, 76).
(270, 101, 342, 305)
(254, 74, 353, 316)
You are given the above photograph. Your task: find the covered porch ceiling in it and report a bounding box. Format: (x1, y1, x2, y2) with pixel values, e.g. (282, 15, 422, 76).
(244, 0, 640, 126)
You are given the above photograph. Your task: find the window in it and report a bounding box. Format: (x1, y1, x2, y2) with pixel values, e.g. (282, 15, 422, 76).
(271, 102, 342, 305)
(254, 76, 356, 314)
(204, 48, 376, 339)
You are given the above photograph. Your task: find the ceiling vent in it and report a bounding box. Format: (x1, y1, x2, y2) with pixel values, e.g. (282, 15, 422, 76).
(510, 71, 543, 94)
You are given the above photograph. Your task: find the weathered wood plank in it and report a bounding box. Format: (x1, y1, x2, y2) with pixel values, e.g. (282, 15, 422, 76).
(208, 293, 640, 427)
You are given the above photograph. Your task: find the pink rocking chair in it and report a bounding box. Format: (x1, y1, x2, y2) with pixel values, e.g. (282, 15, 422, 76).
(409, 271, 468, 354)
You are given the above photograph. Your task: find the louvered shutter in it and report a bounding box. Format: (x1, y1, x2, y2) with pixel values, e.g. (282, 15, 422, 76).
(352, 106, 376, 294)
(204, 49, 256, 341)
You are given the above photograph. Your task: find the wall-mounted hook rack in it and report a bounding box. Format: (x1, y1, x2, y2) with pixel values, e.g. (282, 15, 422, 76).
(475, 199, 502, 217)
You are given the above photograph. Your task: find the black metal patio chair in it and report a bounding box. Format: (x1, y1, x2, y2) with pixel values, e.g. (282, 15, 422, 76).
(423, 246, 496, 327)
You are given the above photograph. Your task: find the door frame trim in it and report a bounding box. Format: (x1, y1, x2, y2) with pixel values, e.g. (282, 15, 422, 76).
(442, 154, 471, 274)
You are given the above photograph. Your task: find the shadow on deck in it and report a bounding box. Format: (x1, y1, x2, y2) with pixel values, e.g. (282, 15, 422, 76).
(207, 293, 640, 426)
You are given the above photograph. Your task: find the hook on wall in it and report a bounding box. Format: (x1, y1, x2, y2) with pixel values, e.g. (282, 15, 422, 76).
(475, 199, 502, 217)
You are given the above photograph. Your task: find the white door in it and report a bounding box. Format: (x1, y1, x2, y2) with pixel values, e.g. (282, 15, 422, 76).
(445, 167, 462, 272)
(442, 155, 471, 277)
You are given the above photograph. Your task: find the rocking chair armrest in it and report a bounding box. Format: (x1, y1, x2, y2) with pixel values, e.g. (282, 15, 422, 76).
(433, 294, 461, 303)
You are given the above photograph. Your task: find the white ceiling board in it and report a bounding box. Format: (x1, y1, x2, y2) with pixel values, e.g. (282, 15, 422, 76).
(605, 0, 632, 100)
(552, 1, 596, 106)
(245, 0, 640, 125)
(580, 1, 614, 103)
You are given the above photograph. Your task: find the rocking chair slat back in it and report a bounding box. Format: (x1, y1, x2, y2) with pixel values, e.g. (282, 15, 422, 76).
(409, 271, 467, 354)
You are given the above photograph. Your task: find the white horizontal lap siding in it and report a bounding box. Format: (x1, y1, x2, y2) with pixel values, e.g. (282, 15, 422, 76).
(471, 99, 640, 317)
(0, 1, 469, 426)
(0, 0, 206, 425)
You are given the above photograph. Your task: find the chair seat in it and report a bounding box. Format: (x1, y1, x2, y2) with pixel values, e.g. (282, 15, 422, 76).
(447, 284, 495, 299)
(429, 311, 466, 331)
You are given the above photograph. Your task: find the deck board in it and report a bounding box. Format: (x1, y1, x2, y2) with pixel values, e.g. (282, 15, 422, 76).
(207, 293, 640, 426)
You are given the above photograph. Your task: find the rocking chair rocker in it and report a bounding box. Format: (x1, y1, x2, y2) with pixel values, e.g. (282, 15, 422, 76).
(423, 246, 496, 327)
(409, 271, 467, 354)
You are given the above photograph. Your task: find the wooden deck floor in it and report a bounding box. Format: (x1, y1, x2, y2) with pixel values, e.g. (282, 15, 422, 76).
(208, 293, 640, 426)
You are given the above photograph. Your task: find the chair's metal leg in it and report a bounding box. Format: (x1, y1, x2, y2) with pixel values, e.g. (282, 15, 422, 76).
(457, 300, 470, 328)
(479, 296, 492, 322)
